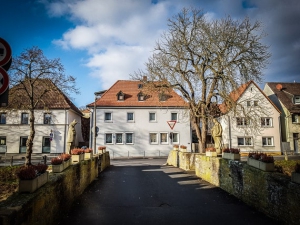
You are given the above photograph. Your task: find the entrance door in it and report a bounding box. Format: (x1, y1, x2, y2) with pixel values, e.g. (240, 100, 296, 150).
(293, 133, 299, 153)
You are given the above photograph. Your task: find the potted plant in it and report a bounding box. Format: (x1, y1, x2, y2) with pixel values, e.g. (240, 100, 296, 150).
(17, 164, 49, 193)
(71, 148, 85, 164)
(222, 148, 240, 160)
(180, 145, 187, 152)
(84, 148, 93, 159)
(206, 147, 217, 157)
(98, 146, 106, 154)
(61, 153, 71, 170)
(291, 163, 300, 184)
(51, 156, 64, 173)
(247, 152, 274, 171)
(173, 144, 179, 151)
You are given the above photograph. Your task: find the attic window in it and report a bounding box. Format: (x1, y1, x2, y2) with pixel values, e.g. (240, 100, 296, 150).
(117, 91, 124, 101)
(294, 96, 300, 104)
(138, 84, 143, 89)
(137, 92, 145, 101)
(159, 92, 167, 101)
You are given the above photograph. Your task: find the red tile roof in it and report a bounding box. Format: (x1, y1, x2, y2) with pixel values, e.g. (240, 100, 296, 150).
(88, 80, 188, 107)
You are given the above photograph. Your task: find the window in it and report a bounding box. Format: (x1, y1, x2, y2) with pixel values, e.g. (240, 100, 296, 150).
(21, 113, 29, 124)
(0, 113, 6, 124)
(137, 92, 145, 101)
(117, 91, 124, 101)
(254, 101, 258, 106)
(150, 133, 158, 144)
(262, 137, 273, 146)
(247, 101, 251, 107)
(160, 132, 168, 144)
(171, 112, 178, 121)
(44, 113, 51, 124)
(292, 114, 299, 123)
(127, 112, 134, 122)
(149, 112, 156, 122)
(238, 137, 252, 146)
(236, 117, 250, 126)
(0, 137, 6, 145)
(116, 133, 123, 144)
(171, 132, 179, 144)
(20, 136, 28, 153)
(105, 112, 112, 122)
(105, 133, 113, 144)
(125, 133, 133, 144)
(261, 117, 273, 127)
(42, 137, 51, 153)
(159, 93, 167, 101)
(294, 96, 300, 104)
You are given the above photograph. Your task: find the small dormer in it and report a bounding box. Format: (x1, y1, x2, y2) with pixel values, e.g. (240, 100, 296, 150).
(294, 95, 300, 104)
(117, 91, 125, 101)
(137, 91, 145, 101)
(159, 92, 167, 101)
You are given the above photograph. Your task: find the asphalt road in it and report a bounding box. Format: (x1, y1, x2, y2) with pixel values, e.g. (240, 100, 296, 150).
(58, 158, 281, 225)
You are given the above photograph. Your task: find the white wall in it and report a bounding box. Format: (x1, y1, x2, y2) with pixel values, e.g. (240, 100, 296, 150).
(220, 83, 281, 153)
(93, 107, 191, 157)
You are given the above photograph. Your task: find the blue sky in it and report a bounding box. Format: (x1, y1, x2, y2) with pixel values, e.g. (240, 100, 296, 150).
(1, 0, 300, 108)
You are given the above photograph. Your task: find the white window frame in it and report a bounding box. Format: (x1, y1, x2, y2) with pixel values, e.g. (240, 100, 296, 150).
(292, 114, 299, 123)
(237, 137, 253, 146)
(160, 132, 169, 144)
(149, 112, 156, 122)
(261, 117, 273, 127)
(44, 113, 51, 124)
(171, 112, 178, 121)
(127, 112, 134, 122)
(294, 96, 300, 104)
(125, 132, 134, 144)
(105, 133, 113, 144)
(262, 137, 274, 146)
(171, 132, 179, 144)
(104, 112, 113, 122)
(236, 117, 250, 126)
(115, 133, 123, 144)
(149, 133, 158, 144)
(21, 113, 29, 124)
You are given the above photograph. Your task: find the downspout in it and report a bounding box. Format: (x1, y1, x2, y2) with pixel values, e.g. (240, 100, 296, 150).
(89, 109, 93, 152)
(228, 115, 232, 148)
(279, 115, 282, 153)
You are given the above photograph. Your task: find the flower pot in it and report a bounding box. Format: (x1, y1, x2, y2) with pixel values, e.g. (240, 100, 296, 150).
(247, 158, 260, 168)
(259, 161, 274, 172)
(52, 164, 64, 173)
(63, 159, 70, 170)
(223, 153, 240, 160)
(19, 177, 38, 193)
(291, 172, 300, 184)
(37, 172, 48, 188)
(84, 152, 93, 160)
(98, 149, 106, 154)
(206, 152, 217, 157)
(71, 154, 84, 164)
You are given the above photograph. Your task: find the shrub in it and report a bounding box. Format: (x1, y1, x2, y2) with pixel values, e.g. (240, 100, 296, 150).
(16, 166, 36, 180)
(249, 152, 274, 163)
(98, 146, 106, 150)
(35, 163, 48, 174)
(223, 148, 240, 154)
(84, 148, 93, 153)
(180, 145, 187, 149)
(51, 157, 63, 165)
(71, 148, 84, 155)
(248, 152, 261, 160)
(61, 153, 71, 161)
(173, 144, 179, 148)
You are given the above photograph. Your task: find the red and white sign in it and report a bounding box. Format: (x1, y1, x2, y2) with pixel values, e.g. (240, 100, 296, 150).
(0, 67, 9, 95)
(0, 38, 12, 67)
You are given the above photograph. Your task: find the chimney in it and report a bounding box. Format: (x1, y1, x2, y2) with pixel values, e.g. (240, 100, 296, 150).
(276, 84, 283, 91)
(143, 76, 147, 81)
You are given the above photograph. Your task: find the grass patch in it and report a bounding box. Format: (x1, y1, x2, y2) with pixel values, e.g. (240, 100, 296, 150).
(275, 159, 300, 176)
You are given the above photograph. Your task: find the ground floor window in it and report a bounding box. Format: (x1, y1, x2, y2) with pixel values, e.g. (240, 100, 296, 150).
(160, 132, 168, 144)
(262, 137, 274, 146)
(0, 136, 6, 153)
(171, 132, 179, 144)
(125, 133, 133, 144)
(20, 136, 28, 153)
(150, 133, 158, 144)
(237, 137, 252, 146)
(105, 133, 113, 144)
(116, 133, 123, 144)
(42, 136, 51, 153)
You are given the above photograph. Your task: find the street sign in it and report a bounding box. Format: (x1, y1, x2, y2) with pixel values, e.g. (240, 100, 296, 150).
(0, 38, 12, 67)
(0, 67, 9, 95)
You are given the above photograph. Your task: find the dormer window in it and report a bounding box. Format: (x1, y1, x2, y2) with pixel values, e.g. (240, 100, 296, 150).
(294, 96, 300, 104)
(159, 92, 167, 101)
(137, 91, 145, 101)
(138, 84, 143, 89)
(117, 91, 124, 101)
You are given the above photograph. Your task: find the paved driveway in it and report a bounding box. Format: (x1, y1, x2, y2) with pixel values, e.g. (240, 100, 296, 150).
(58, 158, 280, 225)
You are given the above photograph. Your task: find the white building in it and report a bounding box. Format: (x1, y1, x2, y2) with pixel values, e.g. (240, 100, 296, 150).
(219, 81, 281, 154)
(0, 79, 83, 154)
(88, 80, 191, 158)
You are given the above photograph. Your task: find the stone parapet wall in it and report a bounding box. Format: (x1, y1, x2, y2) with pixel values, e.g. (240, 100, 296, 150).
(168, 150, 300, 225)
(0, 152, 110, 225)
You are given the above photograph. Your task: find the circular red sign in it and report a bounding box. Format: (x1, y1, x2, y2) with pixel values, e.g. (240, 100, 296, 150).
(0, 38, 12, 67)
(0, 67, 9, 95)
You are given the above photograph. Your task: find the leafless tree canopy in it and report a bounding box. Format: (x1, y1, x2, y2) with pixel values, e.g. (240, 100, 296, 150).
(8, 46, 79, 165)
(132, 8, 271, 152)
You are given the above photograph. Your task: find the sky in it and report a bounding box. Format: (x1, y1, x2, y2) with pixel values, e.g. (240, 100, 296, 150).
(1, 0, 300, 108)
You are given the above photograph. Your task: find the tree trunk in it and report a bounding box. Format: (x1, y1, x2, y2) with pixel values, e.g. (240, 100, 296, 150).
(192, 116, 205, 153)
(25, 109, 35, 166)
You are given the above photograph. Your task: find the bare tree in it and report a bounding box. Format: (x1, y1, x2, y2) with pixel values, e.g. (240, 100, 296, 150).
(132, 8, 271, 153)
(8, 46, 79, 166)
